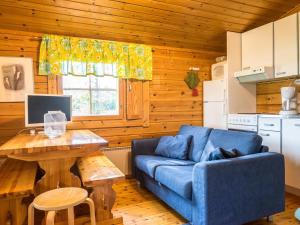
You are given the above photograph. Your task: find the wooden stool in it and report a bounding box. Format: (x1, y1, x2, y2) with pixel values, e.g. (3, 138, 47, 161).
(28, 187, 96, 225)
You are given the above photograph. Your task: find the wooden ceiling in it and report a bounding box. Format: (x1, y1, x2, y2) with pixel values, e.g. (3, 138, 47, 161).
(0, 0, 300, 51)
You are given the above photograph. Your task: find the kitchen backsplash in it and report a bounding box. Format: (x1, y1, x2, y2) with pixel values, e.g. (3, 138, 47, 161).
(256, 78, 300, 114)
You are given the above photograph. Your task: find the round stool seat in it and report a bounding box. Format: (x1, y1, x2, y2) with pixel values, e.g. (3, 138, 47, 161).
(33, 187, 88, 211)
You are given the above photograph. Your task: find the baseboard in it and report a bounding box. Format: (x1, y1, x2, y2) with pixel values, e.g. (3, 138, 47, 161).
(286, 185, 300, 196)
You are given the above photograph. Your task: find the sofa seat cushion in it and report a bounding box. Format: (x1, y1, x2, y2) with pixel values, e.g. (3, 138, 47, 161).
(178, 125, 212, 162)
(135, 155, 195, 178)
(155, 165, 194, 200)
(201, 129, 263, 161)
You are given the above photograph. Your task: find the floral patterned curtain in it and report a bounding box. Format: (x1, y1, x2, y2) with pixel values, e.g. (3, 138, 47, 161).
(39, 34, 152, 80)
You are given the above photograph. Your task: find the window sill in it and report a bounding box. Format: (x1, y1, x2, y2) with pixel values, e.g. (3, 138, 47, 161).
(67, 118, 149, 129)
(72, 114, 123, 121)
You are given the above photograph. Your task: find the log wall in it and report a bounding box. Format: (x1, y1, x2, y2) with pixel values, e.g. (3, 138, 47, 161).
(0, 28, 221, 146)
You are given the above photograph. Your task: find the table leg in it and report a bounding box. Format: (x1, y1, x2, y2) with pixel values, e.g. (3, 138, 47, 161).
(90, 181, 116, 222)
(35, 158, 81, 194)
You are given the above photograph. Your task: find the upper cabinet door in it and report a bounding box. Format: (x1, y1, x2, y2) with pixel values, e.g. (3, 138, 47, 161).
(242, 22, 273, 70)
(274, 14, 298, 78)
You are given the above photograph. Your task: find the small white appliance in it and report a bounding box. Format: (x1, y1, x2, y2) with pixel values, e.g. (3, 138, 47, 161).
(211, 61, 226, 80)
(227, 114, 258, 132)
(234, 66, 274, 83)
(203, 79, 227, 129)
(280, 87, 298, 115)
(44, 111, 67, 139)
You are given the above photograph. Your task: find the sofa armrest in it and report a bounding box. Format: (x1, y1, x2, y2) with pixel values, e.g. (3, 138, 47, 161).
(131, 137, 160, 156)
(192, 152, 285, 225)
(131, 137, 160, 177)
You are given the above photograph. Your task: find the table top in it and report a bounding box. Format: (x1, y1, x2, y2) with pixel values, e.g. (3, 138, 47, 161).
(0, 130, 108, 157)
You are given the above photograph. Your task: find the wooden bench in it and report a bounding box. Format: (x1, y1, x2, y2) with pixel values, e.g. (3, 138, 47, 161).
(0, 158, 37, 225)
(77, 154, 125, 224)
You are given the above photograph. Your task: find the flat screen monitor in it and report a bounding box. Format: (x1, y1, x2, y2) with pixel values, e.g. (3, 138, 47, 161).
(25, 94, 72, 127)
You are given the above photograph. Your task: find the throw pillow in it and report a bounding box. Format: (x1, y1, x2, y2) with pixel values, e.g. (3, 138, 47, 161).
(207, 147, 240, 161)
(155, 135, 192, 160)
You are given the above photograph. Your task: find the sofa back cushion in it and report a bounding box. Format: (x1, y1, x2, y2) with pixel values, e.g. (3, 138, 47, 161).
(155, 135, 192, 160)
(200, 129, 263, 161)
(178, 125, 212, 162)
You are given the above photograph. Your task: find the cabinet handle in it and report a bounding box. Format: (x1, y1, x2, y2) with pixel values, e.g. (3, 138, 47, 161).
(276, 71, 286, 75)
(259, 133, 270, 137)
(243, 66, 250, 70)
(264, 123, 275, 127)
(294, 124, 300, 127)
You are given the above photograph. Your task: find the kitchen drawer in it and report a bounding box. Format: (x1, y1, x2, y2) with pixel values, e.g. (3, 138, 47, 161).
(258, 130, 281, 153)
(258, 117, 281, 131)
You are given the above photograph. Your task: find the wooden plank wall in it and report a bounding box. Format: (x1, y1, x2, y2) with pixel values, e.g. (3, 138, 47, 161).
(0, 0, 298, 51)
(0, 28, 220, 147)
(257, 79, 300, 114)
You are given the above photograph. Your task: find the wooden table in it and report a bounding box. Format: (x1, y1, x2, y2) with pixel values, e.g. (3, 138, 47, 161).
(0, 130, 108, 194)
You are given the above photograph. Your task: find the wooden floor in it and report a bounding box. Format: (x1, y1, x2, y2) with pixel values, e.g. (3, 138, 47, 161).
(112, 179, 300, 225)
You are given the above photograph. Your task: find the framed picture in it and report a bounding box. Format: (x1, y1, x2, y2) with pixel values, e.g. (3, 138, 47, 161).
(0, 56, 34, 102)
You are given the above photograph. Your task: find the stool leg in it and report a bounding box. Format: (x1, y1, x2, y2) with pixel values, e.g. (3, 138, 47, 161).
(28, 203, 34, 225)
(84, 198, 96, 225)
(68, 207, 75, 225)
(46, 211, 56, 225)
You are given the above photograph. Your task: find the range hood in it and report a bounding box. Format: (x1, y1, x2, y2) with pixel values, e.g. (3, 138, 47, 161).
(234, 66, 274, 83)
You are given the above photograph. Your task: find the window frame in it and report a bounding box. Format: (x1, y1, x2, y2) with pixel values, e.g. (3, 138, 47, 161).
(57, 76, 125, 121)
(48, 75, 150, 128)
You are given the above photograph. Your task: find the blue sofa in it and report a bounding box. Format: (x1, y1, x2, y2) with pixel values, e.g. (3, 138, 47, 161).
(131, 126, 285, 225)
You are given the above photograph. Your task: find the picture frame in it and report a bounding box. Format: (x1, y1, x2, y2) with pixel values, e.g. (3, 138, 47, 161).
(0, 56, 34, 102)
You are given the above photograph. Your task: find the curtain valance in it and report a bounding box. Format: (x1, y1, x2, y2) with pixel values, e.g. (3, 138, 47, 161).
(38, 34, 152, 80)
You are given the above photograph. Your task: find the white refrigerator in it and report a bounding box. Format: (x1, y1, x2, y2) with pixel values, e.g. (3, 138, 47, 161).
(203, 79, 227, 129)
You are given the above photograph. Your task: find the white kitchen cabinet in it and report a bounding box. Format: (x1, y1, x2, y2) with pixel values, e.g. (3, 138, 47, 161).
(274, 14, 298, 78)
(282, 119, 300, 189)
(258, 117, 281, 154)
(242, 22, 273, 70)
(259, 117, 281, 131)
(258, 130, 281, 153)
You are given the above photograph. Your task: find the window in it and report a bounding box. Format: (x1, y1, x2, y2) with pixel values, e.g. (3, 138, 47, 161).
(62, 65, 119, 116)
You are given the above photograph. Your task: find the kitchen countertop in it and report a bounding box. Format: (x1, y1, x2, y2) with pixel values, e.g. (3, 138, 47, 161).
(258, 114, 300, 119)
